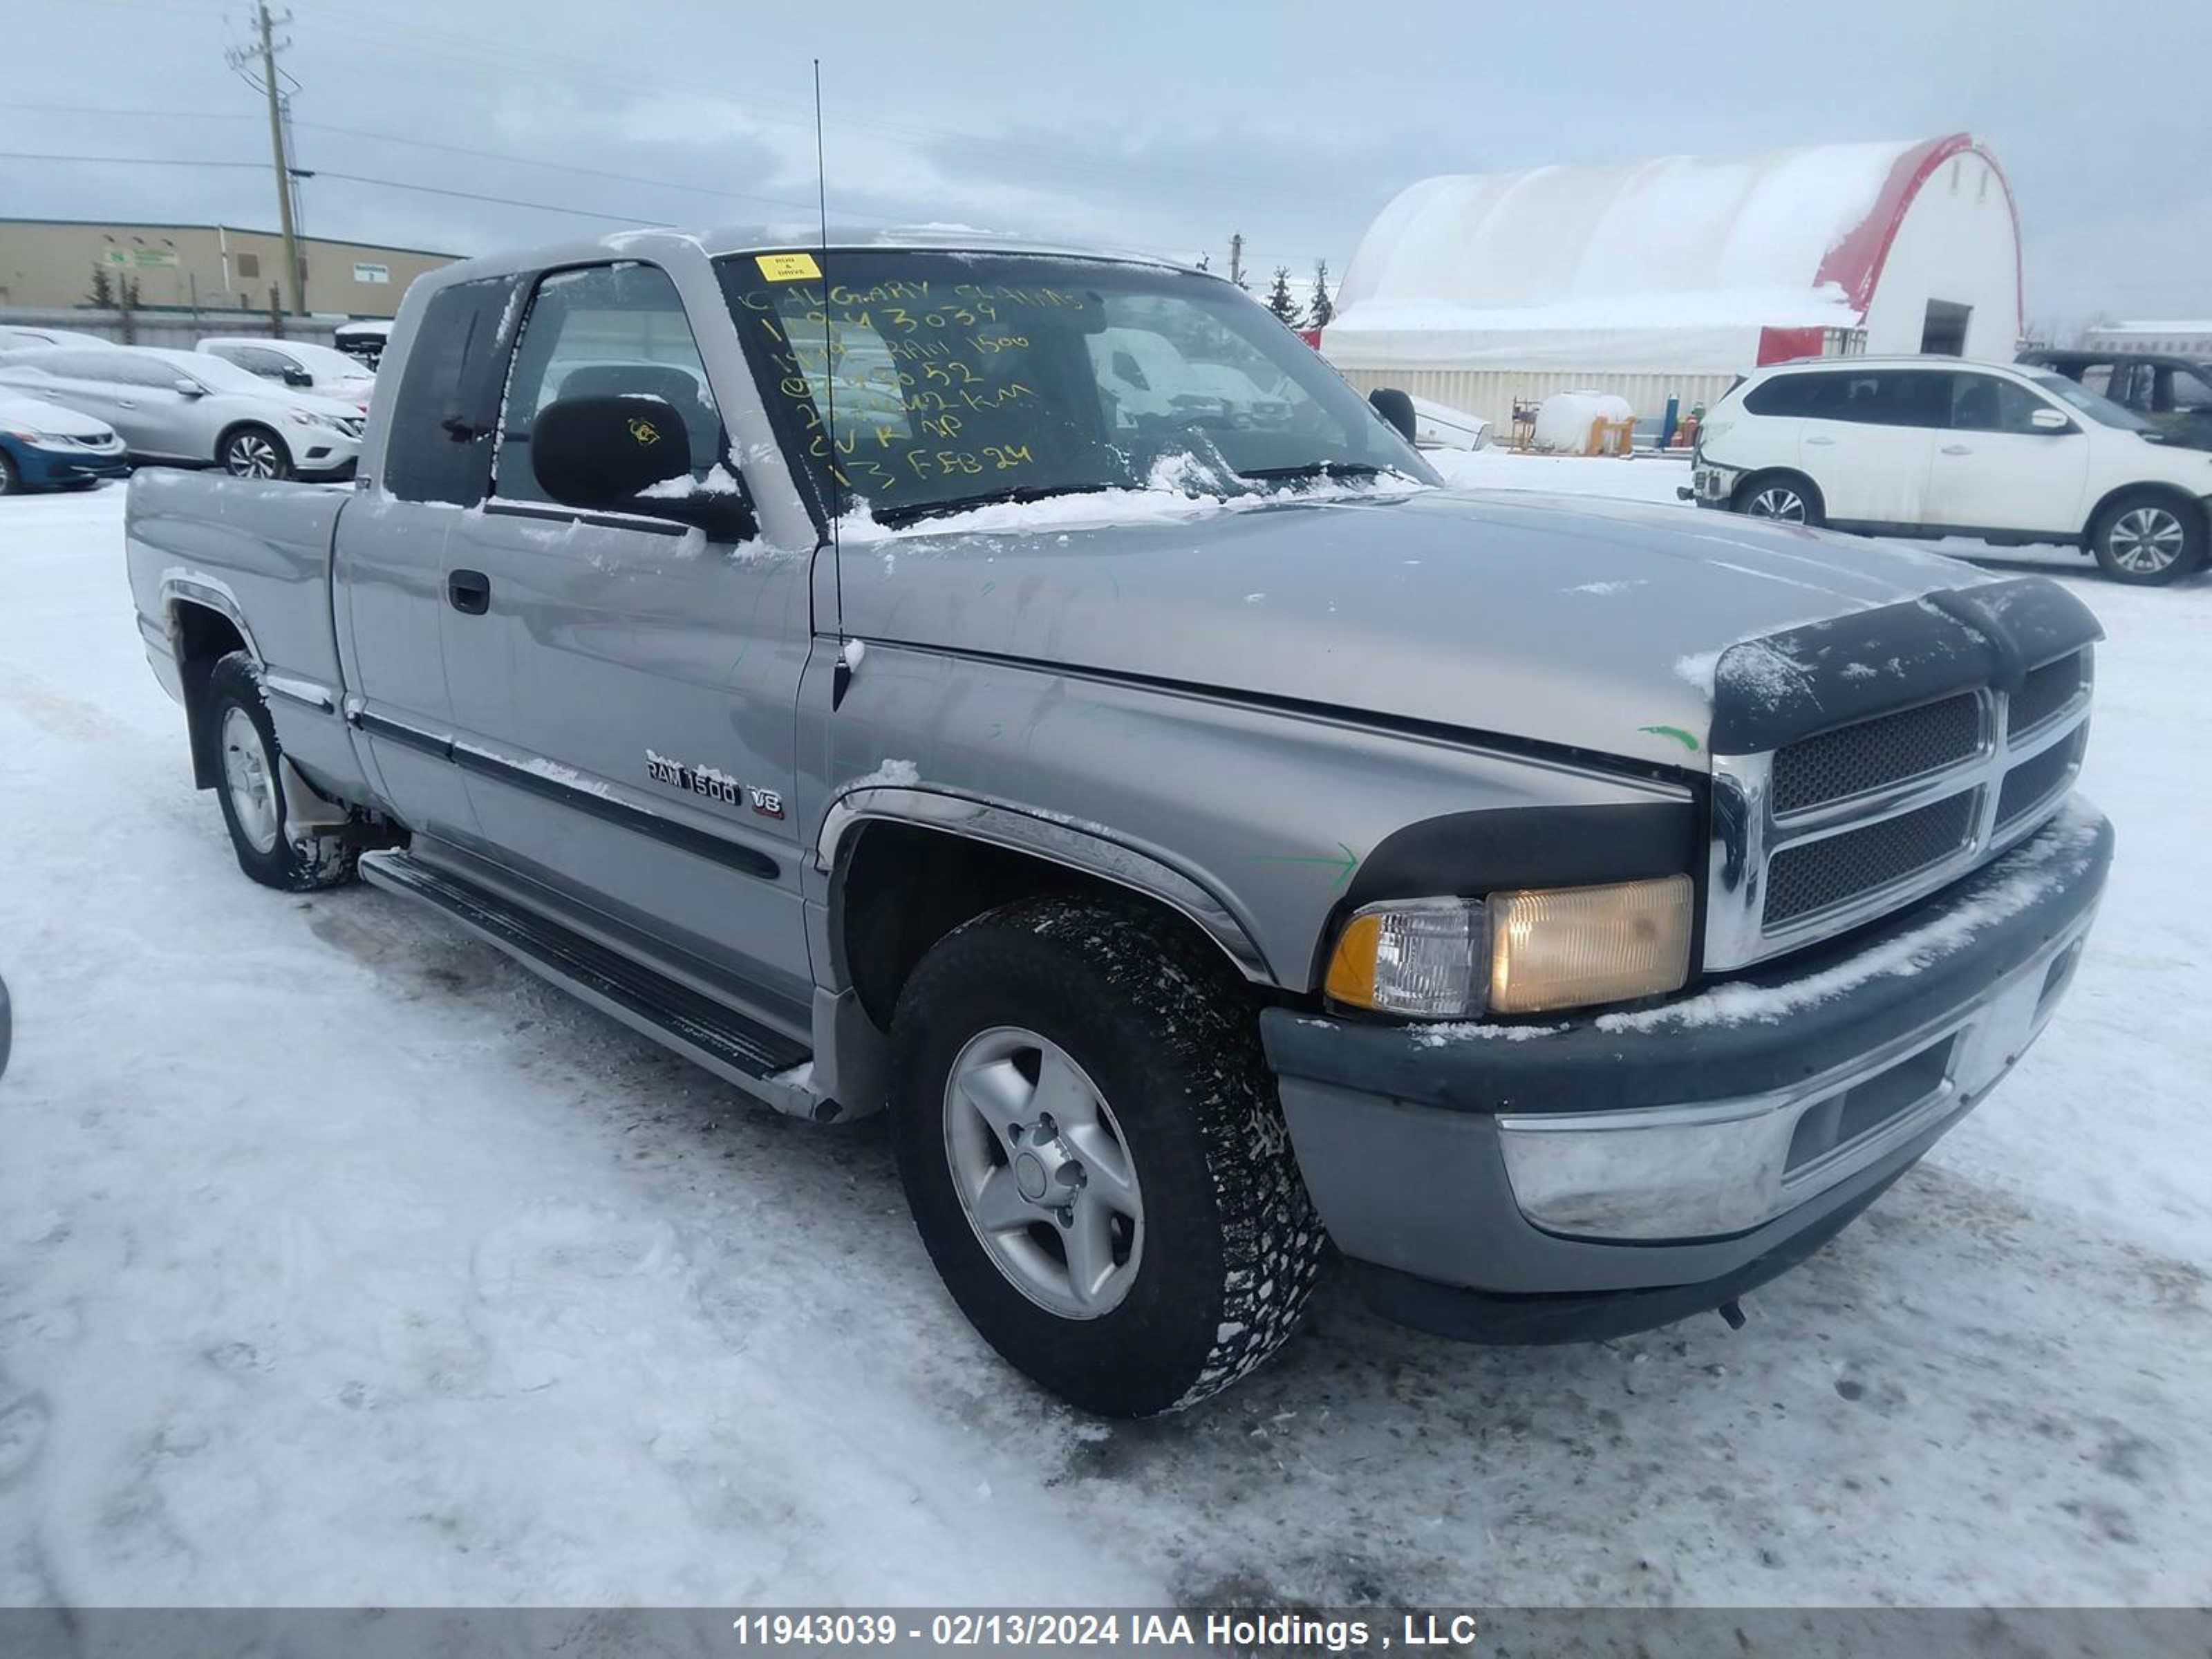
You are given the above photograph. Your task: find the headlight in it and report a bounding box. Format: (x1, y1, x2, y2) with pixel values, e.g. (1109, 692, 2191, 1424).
(1485, 875, 1692, 1013)
(1326, 875, 1693, 1020)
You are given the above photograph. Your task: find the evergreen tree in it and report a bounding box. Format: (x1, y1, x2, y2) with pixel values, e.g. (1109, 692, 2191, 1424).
(86, 262, 115, 308)
(1308, 261, 1335, 330)
(1264, 265, 1302, 327)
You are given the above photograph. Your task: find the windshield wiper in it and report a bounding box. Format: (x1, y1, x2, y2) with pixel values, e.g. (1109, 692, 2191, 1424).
(1237, 462, 1385, 485)
(868, 482, 1114, 527)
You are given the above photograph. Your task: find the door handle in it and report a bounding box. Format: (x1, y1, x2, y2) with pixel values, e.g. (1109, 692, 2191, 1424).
(1805, 434, 1835, 445)
(116, 400, 138, 409)
(447, 569, 491, 615)
(1940, 444, 1972, 456)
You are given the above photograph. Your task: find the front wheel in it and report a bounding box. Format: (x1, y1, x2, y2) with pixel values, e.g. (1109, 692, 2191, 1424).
(890, 897, 1327, 1416)
(220, 426, 290, 480)
(2090, 492, 2204, 585)
(203, 652, 357, 890)
(1734, 471, 1825, 526)
(0, 450, 21, 495)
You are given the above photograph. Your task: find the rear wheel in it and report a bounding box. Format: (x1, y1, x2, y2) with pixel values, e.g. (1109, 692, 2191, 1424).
(220, 426, 290, 480)
(0, 451, 21, 495)
(2090, 491, 2204, 585)
(889, 897, 1327, 1416)
(203, 652, 357, 890)
(1734, 471, 1824, 526)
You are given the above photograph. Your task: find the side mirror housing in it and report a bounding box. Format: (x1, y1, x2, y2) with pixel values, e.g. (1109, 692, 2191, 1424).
(1369, 386, 1418, 445)
(2030, 406, 2072, 432)
(530, 393, 757, 539)
(532, 393, 693, 508)
(173, 378, 205, 397)
(283, 366, 315, 388)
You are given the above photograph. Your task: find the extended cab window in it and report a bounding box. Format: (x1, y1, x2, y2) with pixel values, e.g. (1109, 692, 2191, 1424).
(492, 262, 726, 506)
(382, 274, 521, 506)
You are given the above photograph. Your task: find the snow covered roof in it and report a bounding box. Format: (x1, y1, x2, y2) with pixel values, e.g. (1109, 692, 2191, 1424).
(1326, 135, 2013, 373)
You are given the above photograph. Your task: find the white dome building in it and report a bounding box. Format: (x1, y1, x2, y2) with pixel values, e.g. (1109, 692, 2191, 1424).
(1323, 134, 2021, 429)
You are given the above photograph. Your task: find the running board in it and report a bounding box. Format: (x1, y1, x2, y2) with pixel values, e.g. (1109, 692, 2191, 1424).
(357, 850, 825, 1119)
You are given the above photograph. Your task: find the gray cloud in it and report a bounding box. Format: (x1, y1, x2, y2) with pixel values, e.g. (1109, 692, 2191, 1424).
(5, 0, 2205, 326)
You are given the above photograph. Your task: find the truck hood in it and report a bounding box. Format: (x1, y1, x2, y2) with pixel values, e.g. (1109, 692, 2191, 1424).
(839, 487, 2001, 768)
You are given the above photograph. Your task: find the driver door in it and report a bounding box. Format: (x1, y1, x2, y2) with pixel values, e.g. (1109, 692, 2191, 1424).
(438, 260, 818, 1019)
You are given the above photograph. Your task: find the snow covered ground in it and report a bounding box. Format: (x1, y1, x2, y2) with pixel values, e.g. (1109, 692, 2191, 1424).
(2, 474, 2209, 1610)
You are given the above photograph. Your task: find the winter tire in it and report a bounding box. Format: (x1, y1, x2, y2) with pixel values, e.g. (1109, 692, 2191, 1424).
(2090, 491, 2203, 585)
(890, 897, 1327, 1417)
(0, 451, 20, 495)
(220, 426, 291, 480)
(204, 651, 358, 891)
(1734, 471, 1824, 527)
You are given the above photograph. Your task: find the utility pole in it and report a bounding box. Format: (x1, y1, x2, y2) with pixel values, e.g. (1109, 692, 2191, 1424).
(233, 2, 304, 316)
(1228, 233, 1244, 290)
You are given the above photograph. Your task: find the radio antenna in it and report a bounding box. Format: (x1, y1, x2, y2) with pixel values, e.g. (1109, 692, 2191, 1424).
(814, 57, 849, 676)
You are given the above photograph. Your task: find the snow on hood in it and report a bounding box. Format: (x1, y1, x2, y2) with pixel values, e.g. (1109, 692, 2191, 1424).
(0, 391, 112, 439)
(835, 485, 1993, 768)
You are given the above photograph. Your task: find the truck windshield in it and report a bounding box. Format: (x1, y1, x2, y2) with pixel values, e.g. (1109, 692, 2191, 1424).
(717, 249, 1436, 525)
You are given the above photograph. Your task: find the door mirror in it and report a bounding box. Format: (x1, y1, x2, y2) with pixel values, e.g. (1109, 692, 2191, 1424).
(531, 393, 692, 508)
(173, 378, 205, 397)
(2030, 406, 2071, 432)
(282, 366, 315, 388)
(1369, 386, 1418, 444)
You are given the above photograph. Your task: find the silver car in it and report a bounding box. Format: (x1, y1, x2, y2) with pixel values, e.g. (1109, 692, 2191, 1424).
(195, 336, 377, 413)
(0, 345, 364, 478)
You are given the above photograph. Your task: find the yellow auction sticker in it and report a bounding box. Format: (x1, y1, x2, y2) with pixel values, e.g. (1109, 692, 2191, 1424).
(755, 252, 822, 281)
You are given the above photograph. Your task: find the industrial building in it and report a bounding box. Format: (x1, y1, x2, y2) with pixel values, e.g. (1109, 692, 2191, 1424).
(0, 218, 456, 319)
(1322, 133, 2023, 428)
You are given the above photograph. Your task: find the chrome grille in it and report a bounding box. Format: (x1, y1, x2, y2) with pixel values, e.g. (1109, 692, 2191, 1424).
(1765, 794, 1978, 926)
(1771, 693, 1981, 816)
(2007, 651, 2086, 738)
(1996, 727, 2084, 827)
(1705, 648, 2094, 971)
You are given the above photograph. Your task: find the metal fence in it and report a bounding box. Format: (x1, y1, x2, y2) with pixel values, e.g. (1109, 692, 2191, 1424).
(1331, 364, 1738, 432)
(0, 306, 342, 352)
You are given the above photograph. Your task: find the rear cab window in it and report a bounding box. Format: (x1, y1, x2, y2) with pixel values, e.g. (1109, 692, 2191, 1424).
(380, 274, 523, 505)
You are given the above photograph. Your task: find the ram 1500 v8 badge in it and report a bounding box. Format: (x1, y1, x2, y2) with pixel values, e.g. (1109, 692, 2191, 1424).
(124, 229, 2110, 1416)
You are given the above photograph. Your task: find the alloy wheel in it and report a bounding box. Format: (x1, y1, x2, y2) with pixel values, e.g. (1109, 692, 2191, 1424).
(2107, 506, 2187, 575)
(220, 704, 281, 854)
(943, 1025, 1143, 1320)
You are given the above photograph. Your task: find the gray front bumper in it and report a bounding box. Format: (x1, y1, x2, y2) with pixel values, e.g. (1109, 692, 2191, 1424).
(1261, 806, 2111, 1318)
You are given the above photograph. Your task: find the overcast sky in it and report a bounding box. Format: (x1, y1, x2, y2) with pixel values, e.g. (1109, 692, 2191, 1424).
(6, 0, 2208, 328)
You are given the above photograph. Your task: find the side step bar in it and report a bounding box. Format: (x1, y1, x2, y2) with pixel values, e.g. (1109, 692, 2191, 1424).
(358, 849, 826, 1120)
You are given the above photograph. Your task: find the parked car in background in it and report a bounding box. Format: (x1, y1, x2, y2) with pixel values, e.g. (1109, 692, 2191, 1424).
(121, 230, 2110, 1416)
(2020, 348, 2212, 452)
(0, 324, 112, 353)
(332, 319, 391, 370)
(0, 388, 129, 493)
(196, 337, 377, 412)
(1688, 355, 2212, 584)
(0, 345, 364, 479)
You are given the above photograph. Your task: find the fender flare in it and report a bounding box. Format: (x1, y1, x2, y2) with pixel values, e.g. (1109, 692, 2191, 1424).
(816, 785, 1275, 984)
(160, 571, 264, 666)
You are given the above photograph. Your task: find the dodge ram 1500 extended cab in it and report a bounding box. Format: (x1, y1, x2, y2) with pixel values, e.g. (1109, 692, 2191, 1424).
(125, 229, 2111, 1416)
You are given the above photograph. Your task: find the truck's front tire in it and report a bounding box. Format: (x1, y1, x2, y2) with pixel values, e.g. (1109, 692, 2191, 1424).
(888, 897, 1326, 1416)
(204, 652, 358, 891)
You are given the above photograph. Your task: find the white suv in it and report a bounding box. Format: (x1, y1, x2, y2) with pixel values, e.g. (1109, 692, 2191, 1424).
(1689, 355, 2212, 585)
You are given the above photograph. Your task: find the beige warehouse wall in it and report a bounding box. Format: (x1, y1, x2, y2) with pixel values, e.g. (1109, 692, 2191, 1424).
(0, 219, 453, 317)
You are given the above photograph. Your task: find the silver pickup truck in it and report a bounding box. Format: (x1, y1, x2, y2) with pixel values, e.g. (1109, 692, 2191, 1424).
(124, 229, 2112, 1416)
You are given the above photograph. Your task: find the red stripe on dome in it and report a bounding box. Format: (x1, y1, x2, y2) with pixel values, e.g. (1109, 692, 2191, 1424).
(1814, 133, 2023, 335)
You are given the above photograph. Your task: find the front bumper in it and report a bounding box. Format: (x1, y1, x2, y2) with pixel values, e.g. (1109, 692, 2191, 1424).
(1681, 458, 1740, 508)
(1259, 804, 2112, 1341)
(8, 438, 129, 487)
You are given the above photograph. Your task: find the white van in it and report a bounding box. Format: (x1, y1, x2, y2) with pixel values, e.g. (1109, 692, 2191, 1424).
(1689, 356, 2212, 584)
